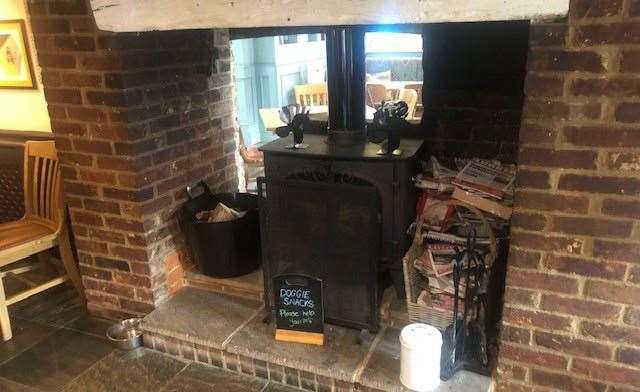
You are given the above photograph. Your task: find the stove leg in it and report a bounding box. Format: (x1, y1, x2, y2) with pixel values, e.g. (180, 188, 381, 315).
(390, 269, 405, 298)
(262, 311, 273, 325)
(357, 329, 374, 345)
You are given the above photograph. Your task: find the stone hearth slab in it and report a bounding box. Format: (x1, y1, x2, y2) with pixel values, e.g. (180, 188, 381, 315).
(143, 287, 261, 349)
(62, 349, 186, 391)
(226, 316, 374, 383)
(142, 288, 491, 391)
(359, 327, 491, 392)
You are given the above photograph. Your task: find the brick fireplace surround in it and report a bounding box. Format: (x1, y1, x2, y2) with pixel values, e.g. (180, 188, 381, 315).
(27, 0, 238, 319)
(26, 0, 640, 390)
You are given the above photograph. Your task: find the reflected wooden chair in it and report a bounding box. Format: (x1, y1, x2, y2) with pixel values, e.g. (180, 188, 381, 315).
(404, 83, 423, 118)
(398, 88, 418, 121)
(238, 130, 264, 192)
(294, 83, 328, 106)
(0, 141, 84, 341)
(366, 83, 387, 108)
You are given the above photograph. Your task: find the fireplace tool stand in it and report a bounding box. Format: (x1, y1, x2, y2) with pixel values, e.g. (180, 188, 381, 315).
(440, 230, 490, 381)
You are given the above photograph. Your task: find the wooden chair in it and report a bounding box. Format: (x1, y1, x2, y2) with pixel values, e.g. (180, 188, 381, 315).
(0, 141, 84, 340)
(294, 83, 328, 106)
(238, 130, 264, 192)
(366, 83, 387, 108)
(404, 83, 423, 118)
(404, 83, 423, 103)
(398, 88, 418, 121)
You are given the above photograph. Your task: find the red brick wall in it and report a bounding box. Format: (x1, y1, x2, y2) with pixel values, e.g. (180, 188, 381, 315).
(28, 0, 237, 319)
(497, 0, 640, 390)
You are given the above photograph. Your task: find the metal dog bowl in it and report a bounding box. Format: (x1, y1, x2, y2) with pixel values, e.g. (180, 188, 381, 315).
(107, 318, 143, 350)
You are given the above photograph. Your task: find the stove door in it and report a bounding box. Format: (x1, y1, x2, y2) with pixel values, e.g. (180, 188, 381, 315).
(261, 178, 380, 331)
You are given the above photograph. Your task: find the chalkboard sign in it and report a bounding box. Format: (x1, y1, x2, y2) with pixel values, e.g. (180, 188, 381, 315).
(274, 274, 324, 345)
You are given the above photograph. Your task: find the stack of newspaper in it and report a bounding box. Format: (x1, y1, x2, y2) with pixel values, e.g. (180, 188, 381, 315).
(411, 157, 514, 310)
(414, 157, 515, 220)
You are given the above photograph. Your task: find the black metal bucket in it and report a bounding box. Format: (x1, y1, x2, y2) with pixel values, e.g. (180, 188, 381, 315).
(180, 182, 261, 278)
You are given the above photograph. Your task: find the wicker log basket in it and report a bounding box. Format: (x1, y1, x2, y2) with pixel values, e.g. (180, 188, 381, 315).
(403, 199, 497, 329)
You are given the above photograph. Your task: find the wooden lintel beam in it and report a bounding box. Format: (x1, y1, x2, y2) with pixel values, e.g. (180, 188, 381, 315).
(89, 0, 570, 33)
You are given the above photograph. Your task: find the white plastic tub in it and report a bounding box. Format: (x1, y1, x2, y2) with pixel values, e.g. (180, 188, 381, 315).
(400, 323, 443, 391)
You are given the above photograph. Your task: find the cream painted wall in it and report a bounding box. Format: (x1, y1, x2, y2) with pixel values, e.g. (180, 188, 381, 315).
(0, 0, 51, 132)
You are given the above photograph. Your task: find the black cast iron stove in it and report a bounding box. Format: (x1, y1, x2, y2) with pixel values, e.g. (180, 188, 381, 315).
(259, 134, 423, 332)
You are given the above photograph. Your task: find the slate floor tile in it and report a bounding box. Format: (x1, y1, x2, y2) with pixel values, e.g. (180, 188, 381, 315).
(9, 285, 85, 328)
(63, 315, 113, 339)
(0, 328, 113, 391)
(178, 362, 267, 392)
(0, 377, 39, 392)
(0, 319, 58, 366)
(62, 348, 187, 392)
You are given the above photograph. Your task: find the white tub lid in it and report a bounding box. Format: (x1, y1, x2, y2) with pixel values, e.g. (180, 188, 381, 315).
(400, 323, 443, 348)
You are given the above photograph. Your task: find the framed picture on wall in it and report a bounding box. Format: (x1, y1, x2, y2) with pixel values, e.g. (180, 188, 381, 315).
(0, 20, 36, 89)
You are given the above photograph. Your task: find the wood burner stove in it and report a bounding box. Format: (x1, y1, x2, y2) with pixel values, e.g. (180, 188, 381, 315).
(259, 135, 423, 331)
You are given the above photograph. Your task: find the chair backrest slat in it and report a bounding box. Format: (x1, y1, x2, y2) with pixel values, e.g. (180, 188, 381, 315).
(45, 159, 57, 220)
(43, 159, 51, 219)
(294, 83, 328, 106)
(23, 141, 61, 229)
(51, 161, 61, 222)
(40, 158, 49, 218)
(31, 156, 41, 217)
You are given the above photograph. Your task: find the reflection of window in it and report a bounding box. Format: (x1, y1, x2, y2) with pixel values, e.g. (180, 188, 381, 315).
(280, 34, 298, 44)
(231, 26, 424, 141)
(307, 33, 326, 42)
(364, 32, 423, 122)
(232, 34, 328, 146)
